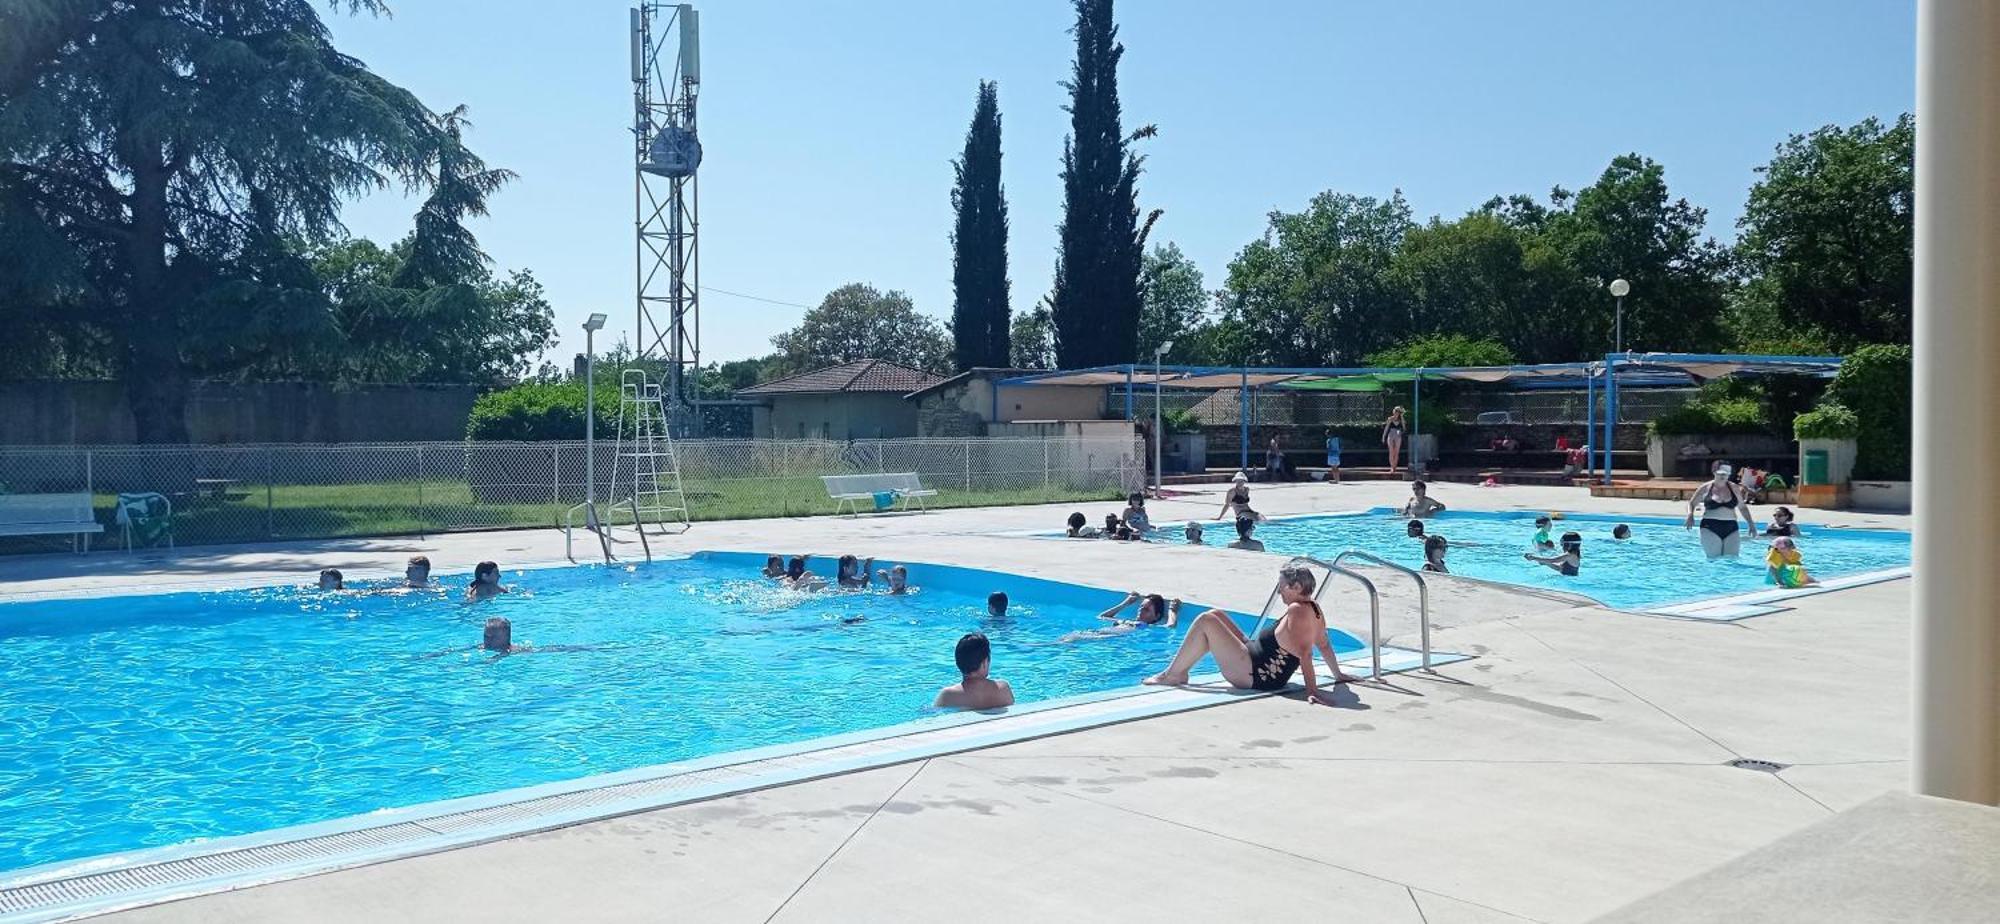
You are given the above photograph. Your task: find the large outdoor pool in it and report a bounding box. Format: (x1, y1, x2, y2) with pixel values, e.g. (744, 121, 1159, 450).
(0, 552, 1359, 874)
(1249, 509, 1911, 609)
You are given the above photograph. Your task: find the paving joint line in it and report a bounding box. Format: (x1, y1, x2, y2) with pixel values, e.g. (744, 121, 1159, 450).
(1499, 620, 1744, 759)
(762, 759, 928, 924)
(944, 756, 1534, 923)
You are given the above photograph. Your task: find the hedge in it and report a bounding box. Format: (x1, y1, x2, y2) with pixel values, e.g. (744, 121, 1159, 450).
(1825, 344, 1911, 480)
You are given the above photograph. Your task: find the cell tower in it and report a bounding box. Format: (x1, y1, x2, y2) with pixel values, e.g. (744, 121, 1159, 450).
(630, 3, 701, 426)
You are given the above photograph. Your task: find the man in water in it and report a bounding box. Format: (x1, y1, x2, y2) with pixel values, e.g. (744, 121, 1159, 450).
(987, 591, 1008, 619)
(404, 556, 432, 588)
(317, 568, 345, 590)
(1401, 480, 1447, 518)
(934, 633, 1014, 710)
(482, 616, 520, 653)
(1227, 516, 1265, 552)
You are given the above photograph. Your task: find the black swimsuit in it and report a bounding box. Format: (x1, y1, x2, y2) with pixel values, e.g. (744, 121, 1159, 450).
(1699, 484, 1741, 539)
(1765, 522, 1794, 537)
(1247, 607, 1314, 691)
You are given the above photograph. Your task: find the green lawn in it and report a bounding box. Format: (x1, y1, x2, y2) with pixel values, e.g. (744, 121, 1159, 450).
(22, 476, 1122, 551)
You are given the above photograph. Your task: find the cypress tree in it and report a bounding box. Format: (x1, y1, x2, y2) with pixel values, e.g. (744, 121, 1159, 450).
(949, 81, 1012, 370)
(1052, 0, 1153, 368)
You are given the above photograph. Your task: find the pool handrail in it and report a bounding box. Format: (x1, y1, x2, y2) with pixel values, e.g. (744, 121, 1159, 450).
(1253, 556, 1384, 681)
(564, 501, 614, 564)
(623, 496, 652, 561)
(1329, 550, 1432, 671)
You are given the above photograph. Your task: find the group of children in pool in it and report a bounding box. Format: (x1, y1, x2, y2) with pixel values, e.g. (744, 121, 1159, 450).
(312, 557, 538, 656)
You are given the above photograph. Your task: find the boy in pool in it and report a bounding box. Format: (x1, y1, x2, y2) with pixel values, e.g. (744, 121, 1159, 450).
(784, 556, 825, 590)
(762, 555, 787, 578)
(1066, 511, 1098, 538)
(1100, 513, 1123, 539)
(404, 556, 432, 588)
(1406, 519, 1427, 539)
(934, 633, 1014, 710)
(1184, 521, 1205, 545)
(987, 591, 1009, 619)
(316, 568, 345, 591)
(874, 563, 911, 595)
(1612, 524, 1632, 541)
(1401, 480, 1446, 518)
(1532, 516, 1557, 550)
(1423, 535, 1450, 574)
(1524, 532, 1583, 576)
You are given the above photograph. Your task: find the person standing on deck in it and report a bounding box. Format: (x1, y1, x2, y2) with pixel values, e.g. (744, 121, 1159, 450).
(1382, 407, 1408, 474)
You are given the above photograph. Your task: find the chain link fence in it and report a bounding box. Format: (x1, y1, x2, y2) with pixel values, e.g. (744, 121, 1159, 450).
(0, 436, 1141, 553)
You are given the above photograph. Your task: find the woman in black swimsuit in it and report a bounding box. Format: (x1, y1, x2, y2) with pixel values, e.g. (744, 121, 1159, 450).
(1382, 406, 1407, 474)
(1762, 506, 1804, 538)
(1684, 462, 1758, 559)
(1142, 563, 1358, 704)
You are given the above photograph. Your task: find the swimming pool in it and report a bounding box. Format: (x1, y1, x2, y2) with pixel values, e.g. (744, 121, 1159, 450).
(0, 553, 1370, 875)
(1247, 509, 1911, 609)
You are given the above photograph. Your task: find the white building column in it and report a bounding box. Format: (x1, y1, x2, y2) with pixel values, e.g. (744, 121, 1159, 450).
(1914, 0, 2000, 805)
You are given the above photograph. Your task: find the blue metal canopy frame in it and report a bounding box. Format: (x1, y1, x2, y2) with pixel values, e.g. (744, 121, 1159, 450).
(997, 353, 1843, 482)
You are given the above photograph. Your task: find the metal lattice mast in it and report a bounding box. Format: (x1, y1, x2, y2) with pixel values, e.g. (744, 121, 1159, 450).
(632, 3, 701, 431)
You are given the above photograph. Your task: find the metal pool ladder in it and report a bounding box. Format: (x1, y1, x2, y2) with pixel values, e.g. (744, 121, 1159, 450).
(564, 497, 652, 564)
(1330, 550, 1434, 672)
(1252, 551, 1434, 680)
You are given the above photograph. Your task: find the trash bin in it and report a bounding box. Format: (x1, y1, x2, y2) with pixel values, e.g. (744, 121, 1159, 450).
(1802, 449, 1830, 486)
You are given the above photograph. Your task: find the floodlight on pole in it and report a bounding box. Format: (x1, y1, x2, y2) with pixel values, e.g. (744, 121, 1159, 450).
(1608, 278, 1631, 354)
(583, 313, 608, 504)
(1153, 341, 1174, 493)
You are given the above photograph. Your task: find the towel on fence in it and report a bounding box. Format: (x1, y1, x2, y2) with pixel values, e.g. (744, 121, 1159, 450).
(873, 490, 897, 510)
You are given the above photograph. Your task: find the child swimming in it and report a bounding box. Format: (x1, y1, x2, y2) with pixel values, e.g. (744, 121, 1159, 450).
(1524, 532, 1582, 576)
(1532, 516, 1556, 550)
(1765, 537, 1818, 588)
(1422, 535, 1449, 574)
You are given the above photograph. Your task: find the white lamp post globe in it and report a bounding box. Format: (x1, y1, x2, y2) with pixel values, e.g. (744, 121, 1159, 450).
(1609, 279, 1631, 297)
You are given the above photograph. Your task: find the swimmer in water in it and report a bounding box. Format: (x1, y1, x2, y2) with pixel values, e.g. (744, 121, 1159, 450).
(762, 555, 787, 578)
(1524, 532, 1583, 576)
(1406, 519, 1426, 539)
(1422, 534, 1450, 574)
(1061, 590, 1182, 642)
(836, 554, 874, 589)
(1066, 511, 1098, 538)
(1532, 516, 1556, 551)
(466, 561, 509, 602)
(316, 568, 345, 591)
(784, 555, 826, 590)
(404, 556, 432, 588)
(1612, 524, 1632, 541)
(875, 563, 911, 595)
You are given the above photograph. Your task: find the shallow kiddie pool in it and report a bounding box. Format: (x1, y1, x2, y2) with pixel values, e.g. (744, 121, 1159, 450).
(0, 551, 1375, 874)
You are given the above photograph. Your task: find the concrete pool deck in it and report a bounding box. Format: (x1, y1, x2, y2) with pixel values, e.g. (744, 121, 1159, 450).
(0, 480, 1927, 922)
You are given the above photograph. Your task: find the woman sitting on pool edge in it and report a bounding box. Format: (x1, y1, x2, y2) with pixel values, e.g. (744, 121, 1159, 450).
(466, 561, 509, 601)
(1142, 563, 1358, 704)
(1217, 471, 1261, 522)
(1524, 532, 1583, 576)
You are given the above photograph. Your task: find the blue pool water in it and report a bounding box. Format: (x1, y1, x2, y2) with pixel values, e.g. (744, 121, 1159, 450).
(0, 553, 1356, 874)
(1249, 509, 1910, 609)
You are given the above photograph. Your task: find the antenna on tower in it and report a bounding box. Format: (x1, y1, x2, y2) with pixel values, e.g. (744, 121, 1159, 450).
(631, 3, 702, 430)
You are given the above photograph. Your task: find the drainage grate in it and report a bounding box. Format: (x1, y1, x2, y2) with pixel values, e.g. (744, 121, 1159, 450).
(1726, 758, 1790, 773)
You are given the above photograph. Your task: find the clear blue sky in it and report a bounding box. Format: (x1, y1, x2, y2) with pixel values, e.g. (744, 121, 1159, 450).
(327, 0, 1915, 364)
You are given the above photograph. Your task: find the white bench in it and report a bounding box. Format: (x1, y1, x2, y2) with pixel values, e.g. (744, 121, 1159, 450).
(820, 472, 938, 515)
(0, 492, 104, 552)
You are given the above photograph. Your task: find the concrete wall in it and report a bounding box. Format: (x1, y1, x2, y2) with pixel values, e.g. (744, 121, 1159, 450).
(0, 381, 481, 445)
(916, 375, 1105, 438)
(766, 393, 920, 440)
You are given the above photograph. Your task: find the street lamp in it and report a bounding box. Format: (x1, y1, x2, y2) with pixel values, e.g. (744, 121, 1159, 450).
(1608, 278, 1631, 354)
(1153, 340, 1175, 493)
(582, 313, 608, 505)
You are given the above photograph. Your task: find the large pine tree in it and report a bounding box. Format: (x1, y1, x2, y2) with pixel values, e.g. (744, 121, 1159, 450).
(1052, 0, 1153, 368)
(949, 81, 1011, 370)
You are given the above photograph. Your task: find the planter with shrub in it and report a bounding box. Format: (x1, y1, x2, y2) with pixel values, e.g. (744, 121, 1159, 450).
(1645, 393, 1787, 478)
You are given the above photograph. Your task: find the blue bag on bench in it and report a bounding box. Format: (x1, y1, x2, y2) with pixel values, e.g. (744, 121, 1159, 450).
(873, 490, 896, 510)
